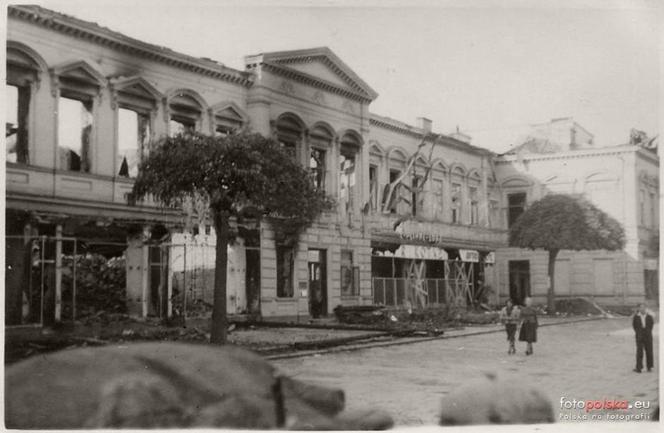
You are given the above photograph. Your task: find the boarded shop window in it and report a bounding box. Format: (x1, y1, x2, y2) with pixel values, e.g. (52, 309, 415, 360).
(118, 108, 150, 177)
(58, 96, 92, 172)
(507, 192, 527, 228)
(340, 250, 359, 297)
(276, 246, 294, 298)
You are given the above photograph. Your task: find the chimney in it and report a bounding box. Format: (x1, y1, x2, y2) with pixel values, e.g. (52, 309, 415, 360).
(416, 117, 432, 134)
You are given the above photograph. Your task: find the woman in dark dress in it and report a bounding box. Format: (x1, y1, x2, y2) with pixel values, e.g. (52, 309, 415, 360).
(518, 297, 538, 355)
(499, 299, 520, 354)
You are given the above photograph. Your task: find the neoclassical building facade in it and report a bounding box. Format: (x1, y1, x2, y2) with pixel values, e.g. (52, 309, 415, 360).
(5, 5, 658, 324)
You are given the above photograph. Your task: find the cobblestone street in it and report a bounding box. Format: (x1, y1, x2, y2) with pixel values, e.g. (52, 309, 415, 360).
(274, 317, 659, 426)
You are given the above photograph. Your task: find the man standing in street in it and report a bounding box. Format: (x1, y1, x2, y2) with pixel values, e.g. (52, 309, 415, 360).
(632, 303, 654, 373)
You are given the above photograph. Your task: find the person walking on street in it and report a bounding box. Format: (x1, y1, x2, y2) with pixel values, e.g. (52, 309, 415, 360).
(518, 297, 538, 355)
(499, 299, 521, 354)
(632, 303, 654, 373)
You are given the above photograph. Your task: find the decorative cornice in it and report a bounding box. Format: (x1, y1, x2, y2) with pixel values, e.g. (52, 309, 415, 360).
(494, 145, 658, 164)
(9, 5, 253, 88)
(369, 115, 492, 156)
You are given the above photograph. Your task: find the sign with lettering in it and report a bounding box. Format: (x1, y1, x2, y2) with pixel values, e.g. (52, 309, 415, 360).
(484, 252, 495, 264)
(459, 249, 479, 262)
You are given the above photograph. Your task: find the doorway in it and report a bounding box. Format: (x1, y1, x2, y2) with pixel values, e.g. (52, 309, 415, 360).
(508, 260, 530, 305)
(308, 249, 327, 318)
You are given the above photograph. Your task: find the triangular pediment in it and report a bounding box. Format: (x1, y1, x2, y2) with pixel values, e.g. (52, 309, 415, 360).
(255, 47, 378, 100)
(211, 101, 248, 122)
(51, 60, 106, 86)
(111, 76, 163, 101)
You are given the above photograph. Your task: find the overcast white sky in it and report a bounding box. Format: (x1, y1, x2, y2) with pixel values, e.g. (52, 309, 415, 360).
(13, 0, 662, 153)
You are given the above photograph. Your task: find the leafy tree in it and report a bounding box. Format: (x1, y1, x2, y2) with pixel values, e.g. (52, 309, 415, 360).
(509, 194, 625, 314)
(129, 132, 334, 343)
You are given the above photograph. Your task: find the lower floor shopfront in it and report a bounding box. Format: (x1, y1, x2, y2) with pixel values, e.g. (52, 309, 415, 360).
(5, 208, 658, 327)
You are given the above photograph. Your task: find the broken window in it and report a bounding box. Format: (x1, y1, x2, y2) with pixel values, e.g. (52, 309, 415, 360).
(369, 165, 378, 211)
(309, 148, 326, 191)
(118, 108, 150, 177)
(169, 93, 201, 136)
(5, 84, 30, 164)
(339, 152, 356, 214)
(276, 114, 303, 160)
(276, 246, 294, 298)
(58, 96, 92, 172)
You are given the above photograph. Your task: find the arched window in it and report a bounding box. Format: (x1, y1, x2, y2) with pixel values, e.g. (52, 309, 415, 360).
(450, 165, 466, 223)
(168, 90, 205, 136)
(6, 42, 45, 165)
(339, 131, 361, 214)
(275, 113, 304, 159)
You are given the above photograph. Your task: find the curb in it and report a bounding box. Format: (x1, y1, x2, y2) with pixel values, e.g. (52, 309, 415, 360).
(266, 316, 607, 361)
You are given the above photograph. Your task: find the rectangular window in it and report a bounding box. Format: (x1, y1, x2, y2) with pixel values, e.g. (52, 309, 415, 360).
(369, 165, 378, 211)
(118, 108, 150, 177)
(5, 84, 29, 164)
(276, 246, 294, 298)
(58, 96, 92, 172)
(388, 169, 401, 214)
(411, 176, 422, 216)
(469, 186, 479, 225)
(433, 179, 444, 220)
(340, 250, 358, 297)
(309, 148, 326, 190)
(489, 198, 500, 228)
(507, 192, 527, 228)
(340, 153, 356, 213)
(451, 183, 462, 223)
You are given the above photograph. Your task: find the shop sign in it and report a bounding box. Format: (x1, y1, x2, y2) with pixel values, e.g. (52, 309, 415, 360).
(378, 245, 448, 260)
(459, 249, 479, 262)
(484, 252, 495, 264)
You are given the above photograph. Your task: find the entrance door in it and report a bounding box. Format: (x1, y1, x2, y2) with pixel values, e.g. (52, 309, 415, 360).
(508, 260, 530, 305)
(308, 249, 327, 318)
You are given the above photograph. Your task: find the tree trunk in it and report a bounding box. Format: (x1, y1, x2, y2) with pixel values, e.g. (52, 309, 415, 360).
(210, 209, 229, 344)
(547, 249, 558, 315)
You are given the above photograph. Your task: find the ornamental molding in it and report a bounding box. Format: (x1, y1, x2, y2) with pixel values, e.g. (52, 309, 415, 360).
(9, 5, 253, 88)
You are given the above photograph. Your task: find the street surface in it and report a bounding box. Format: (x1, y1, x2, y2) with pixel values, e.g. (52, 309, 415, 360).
(273, 318, 659, 426)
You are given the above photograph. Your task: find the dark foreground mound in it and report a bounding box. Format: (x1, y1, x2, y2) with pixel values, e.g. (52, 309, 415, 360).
(5, 342, 393, 430)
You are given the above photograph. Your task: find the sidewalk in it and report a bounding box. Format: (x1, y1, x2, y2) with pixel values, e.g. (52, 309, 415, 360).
(5, 313, 613, 364)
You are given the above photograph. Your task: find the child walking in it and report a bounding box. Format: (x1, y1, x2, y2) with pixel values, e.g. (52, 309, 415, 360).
(499, 298, 521, 355)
